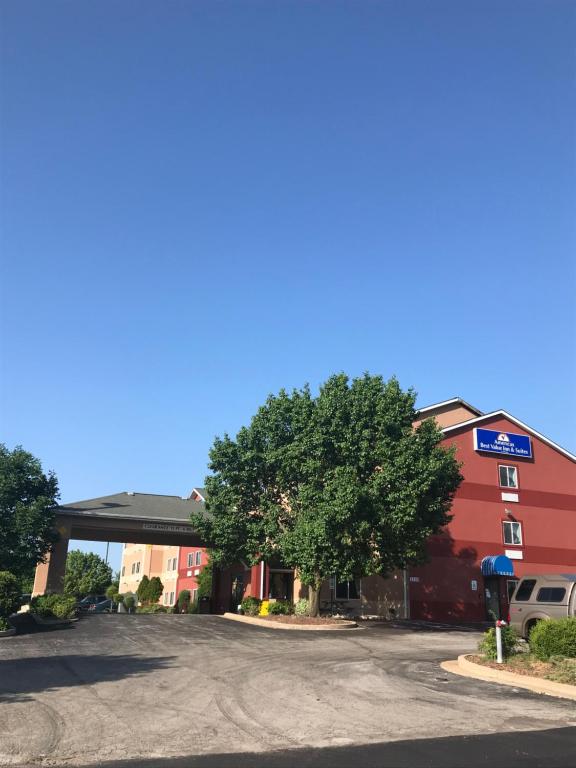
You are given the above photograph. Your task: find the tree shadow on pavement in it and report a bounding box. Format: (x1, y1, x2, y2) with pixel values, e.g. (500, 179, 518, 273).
(0, 654, 176, 703)
(67, 726, 576, 768)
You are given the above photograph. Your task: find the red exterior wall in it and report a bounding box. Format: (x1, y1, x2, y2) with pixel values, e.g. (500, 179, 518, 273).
(409, 414, 576, 623)
(176, 546, 208, 600)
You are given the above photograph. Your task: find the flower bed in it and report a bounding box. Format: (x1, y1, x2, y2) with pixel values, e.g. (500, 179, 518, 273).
(468, 654, 576, 685)
(257, 614, 351, 625)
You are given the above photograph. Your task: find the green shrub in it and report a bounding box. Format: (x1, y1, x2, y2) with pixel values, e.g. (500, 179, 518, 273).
(0, 572, 21, 617)
(546, 656, 576, 685)
(137, 575, 151, 604)
(188, 600, 199, 614)
(136, 604, 168, 614)
(478, 625, 519, 660)
(0, 616, 12, 631)
(241, 596, 262, 616)
(177, 590, 191, 612)
(116, 593, 125, 604)
(148, 576, 164, 604)
(530, 617, 576, 661)
(106, 585, 119, 602)
(123, 593, 136, 612)
(268, 600, 292, 615)
(30, 594, 77, 620)
(294, 598, 310, 616)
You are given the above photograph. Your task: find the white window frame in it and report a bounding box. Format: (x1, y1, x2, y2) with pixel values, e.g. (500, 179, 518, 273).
(192, 588, 198, 602)
(195, 551, 201, 566)
(499, 465, 518, 489)
(502, 520, 522, 546)
(187, 553, 194, 567)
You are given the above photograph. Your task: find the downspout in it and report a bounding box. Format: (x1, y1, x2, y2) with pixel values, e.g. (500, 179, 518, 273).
(403, 568, 410, 619)
(260, 560, 265, 600)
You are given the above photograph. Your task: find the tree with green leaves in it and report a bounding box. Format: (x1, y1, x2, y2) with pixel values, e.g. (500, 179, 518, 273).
(148, 576, 164, 604)
(196, 557, 213, 600)
(0, 444, 60, 582)
(137, 575, 151, 604)
(192, 374, 463, 616)
(63, 550, 113, 598)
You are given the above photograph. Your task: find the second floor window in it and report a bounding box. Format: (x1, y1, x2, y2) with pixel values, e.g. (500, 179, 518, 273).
(195, 551, 202, 566)
(499, 465, 518, 488)
(502, 520, 522, 546)
(187, 553, 194, 568)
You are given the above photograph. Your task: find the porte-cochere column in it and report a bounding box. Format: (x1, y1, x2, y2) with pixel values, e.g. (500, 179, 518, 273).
(32, 521, 71, 596)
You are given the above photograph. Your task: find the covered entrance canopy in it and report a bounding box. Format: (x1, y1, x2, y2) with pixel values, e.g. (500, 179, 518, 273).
(33, 492, 208, 595)
(481, 555, 515, 577)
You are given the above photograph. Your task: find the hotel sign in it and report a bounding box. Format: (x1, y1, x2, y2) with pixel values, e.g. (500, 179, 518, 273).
(473, 428, 532, 458)
(142, 523, 193, 533)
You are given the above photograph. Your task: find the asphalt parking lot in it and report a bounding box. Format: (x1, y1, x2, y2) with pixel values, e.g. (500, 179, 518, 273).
(1, 615, 575, 767)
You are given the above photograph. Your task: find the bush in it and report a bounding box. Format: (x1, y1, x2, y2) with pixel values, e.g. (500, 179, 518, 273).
(546, 656, 576, 685)
(30, 594, 77, 620)
(123, 593, 136, 612)
(116, 593, 125, 604)
(241, 596, 262, 616)
(137, 575, 151, 604)
(294, 598, 310, 616)
(188, 600, 199, 614)
(136, 604, 168, 614)
(0, 572, 21, 617)
(148, 576, 164, 604)
(530, 617, 576, 661)
(106, 585, 119, 602)
(268, 600, 292, 615)
(0, 616, 12, 631)
(478, 625, 519, 660)
(177, 590, 191, 613)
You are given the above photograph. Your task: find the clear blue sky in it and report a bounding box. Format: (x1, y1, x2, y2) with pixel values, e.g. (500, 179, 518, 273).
(1, 1, 575, 573)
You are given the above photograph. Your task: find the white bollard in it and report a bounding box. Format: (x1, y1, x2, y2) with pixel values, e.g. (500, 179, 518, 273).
(495, 619, 507, 664)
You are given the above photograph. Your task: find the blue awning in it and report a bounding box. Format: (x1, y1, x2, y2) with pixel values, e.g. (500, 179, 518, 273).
(481, 555, 515, 577)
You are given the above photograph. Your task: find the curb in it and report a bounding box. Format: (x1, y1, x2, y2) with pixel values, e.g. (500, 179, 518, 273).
(220, 612, 358, 631)
(441, 655, 576, 701)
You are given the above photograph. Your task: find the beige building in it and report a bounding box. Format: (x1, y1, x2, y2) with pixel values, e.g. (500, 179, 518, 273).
(119, 543, 179, 607)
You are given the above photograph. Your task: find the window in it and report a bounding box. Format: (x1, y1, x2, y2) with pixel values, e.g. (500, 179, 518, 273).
(121, 566, 125, 576)
(192, 588, 198, 602)
(136, 561, 141, 574)
(195, 551, 202, 566)
(170, 591, 175, 605)
(507, 579, 519, 602)
(502, 520, 522, 546)
(131, 562, 136, 575)
(514, 579, 536, 601)
(536, 587, 566, 603)
(335, 579, 359, 600)
(187, 553, 194, 568)
(499, 465, 518, 488)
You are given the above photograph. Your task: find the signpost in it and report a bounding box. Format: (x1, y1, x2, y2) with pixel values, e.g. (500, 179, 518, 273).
(495, 619, 507, 664)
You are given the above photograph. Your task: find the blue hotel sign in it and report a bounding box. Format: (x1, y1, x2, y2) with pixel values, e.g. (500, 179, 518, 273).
(473, 428, 533, 459)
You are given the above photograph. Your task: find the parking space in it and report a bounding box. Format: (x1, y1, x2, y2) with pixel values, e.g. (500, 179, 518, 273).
(1, 615, 575, 767)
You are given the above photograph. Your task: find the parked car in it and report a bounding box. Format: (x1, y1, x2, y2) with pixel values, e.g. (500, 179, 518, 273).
(77, 595, 107, 612)
(509, 574, 576, 637)
(88, 598, 113, 613)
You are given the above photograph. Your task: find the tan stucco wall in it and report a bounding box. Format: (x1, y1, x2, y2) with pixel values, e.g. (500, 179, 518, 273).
(414, 403, 478, 430)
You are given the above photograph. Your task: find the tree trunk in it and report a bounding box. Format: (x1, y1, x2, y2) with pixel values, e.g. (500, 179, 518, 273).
(308, 579, 322, 617)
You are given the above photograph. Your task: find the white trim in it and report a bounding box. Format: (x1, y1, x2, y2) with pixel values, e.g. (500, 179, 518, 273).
(190, 488, 206, 501)
(442, 411, 576, 462)
(417, 398, 483, 417)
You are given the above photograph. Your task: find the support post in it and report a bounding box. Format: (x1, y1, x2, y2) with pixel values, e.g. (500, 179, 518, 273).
(32, 524, 70, 596)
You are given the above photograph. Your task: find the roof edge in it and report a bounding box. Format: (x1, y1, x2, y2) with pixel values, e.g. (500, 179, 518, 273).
(417, 397, 483, 417)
